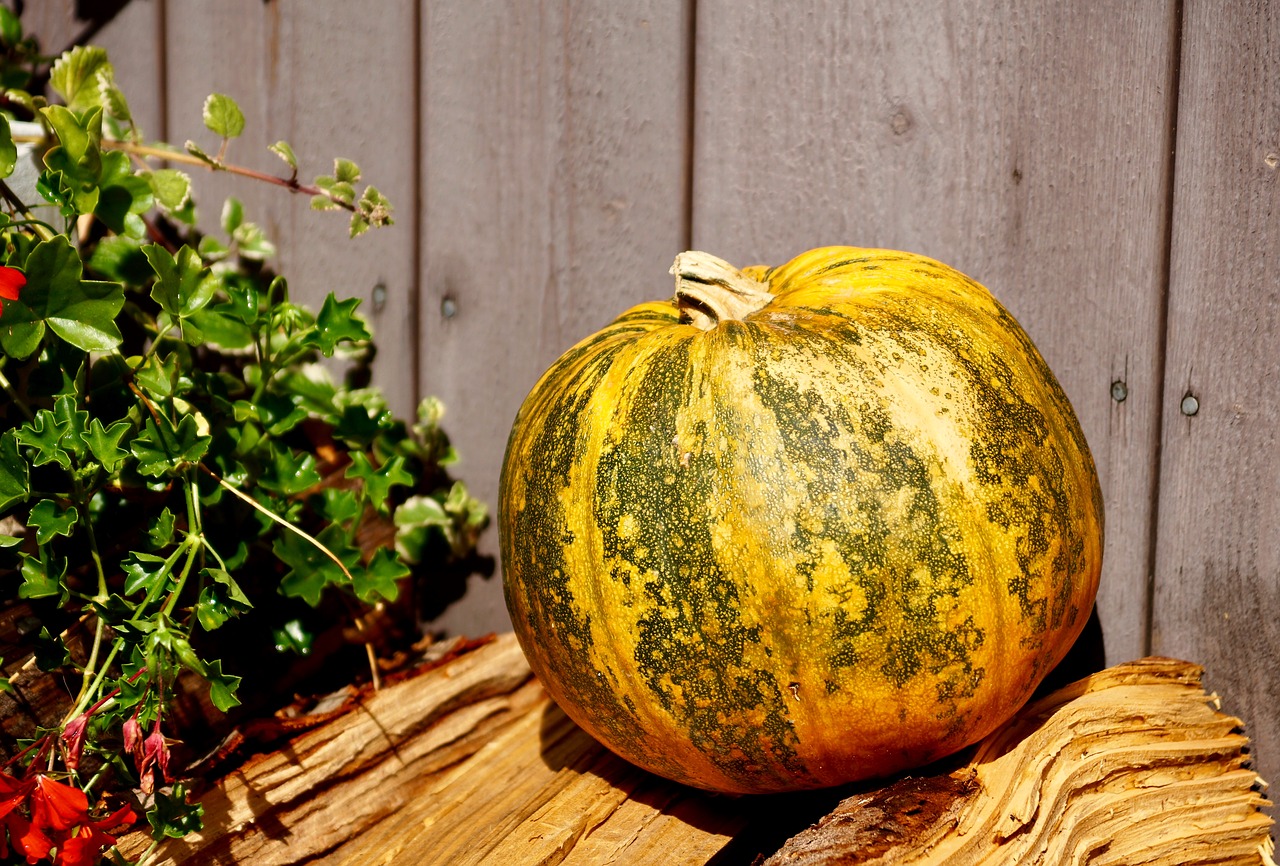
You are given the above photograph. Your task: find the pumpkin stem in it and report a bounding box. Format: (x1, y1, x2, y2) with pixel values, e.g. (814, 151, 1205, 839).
(671, 251, 774, 330)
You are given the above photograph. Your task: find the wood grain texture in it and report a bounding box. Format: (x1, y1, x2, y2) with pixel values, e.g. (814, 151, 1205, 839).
(420, 0, 694, 634)
(163, 0, 419, 414)
(1152, 0, 1280, 799)
(689, 1, 1178, 665)
(18, 0, 164, 142)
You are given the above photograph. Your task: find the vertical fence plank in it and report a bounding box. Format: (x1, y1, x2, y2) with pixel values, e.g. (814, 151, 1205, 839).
(163, 0, 418, 413)
(421, 1, 694, 633)
(1152, 0, 1280, 796)
(17, 1, 164, 149)
(691, 1, 1178, 666)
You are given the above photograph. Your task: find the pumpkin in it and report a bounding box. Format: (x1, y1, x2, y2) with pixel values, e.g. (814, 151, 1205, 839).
(499, 247, 1103, 794)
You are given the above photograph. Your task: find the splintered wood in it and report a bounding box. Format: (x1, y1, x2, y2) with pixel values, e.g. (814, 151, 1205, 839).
(763, 658, 1275, 866)
(116, 641, 1274, 865)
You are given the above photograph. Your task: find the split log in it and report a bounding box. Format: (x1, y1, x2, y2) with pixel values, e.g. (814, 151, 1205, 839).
(114, 641, 1274, 865)
(763, 658, 1275, 866)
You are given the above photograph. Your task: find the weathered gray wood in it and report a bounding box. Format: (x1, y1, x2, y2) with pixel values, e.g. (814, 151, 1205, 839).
(19, 1, 164, 152)
(690, 1, 1178, 666)
(1152, 0, 1280, 799)
(163, 0, 419, 414)
(420, 0, 694, 634)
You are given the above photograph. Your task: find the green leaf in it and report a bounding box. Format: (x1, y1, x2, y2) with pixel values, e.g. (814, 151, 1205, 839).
(122, 550, 172, 596)
(315, 488, 362, 524)
(94, 150, 153, 235)
(87, 234, 153, 284)
(203, 92, 245, 139)
(353, 547, 408, 603)
(99, 71, 133, 125)
(33, 625, 70, 668)
(40, 105, 103, 213)
(80, 418, 130, 472)
(0, 8, 21, 45)
(145, 243, 214, 319)
(221, 196, 243, 234)
(201, 658, 242, 711)
(27, 500, 77, 544)
(259, 444, 321, 495)
(0, 114, 17, 180)
(148, 783, 205, 841)
(345, 452, 413, 512)
(356, 185, 393, 232)
(232, 220, 275, 261)
(20, 557, 66, 602)
(334, 158, 361, 184)
(310, 194, 340, 212)
(130, 414, 211, 477)
(0, 431, 30, 511)
(134, 351, 179, 398)
(51, 395, 88, 460)
(194, 568, 252, 631)
(147, 168, 191, 211)
(273, 619, 313, 655)
(269, 140, 297, 171)
(49, 46, 113, 112)
(307, 293, 371, 356)
(148, 507, 175, 549)
(185, 306, 253, 349)
(184, 139, 217, 166)
(2, 236, 124, 356)
(274, 523, 360, 606)
(15, 409, 72, 469)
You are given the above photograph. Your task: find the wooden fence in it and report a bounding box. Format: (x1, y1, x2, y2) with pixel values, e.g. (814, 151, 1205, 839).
(23, 1, 1280, 797)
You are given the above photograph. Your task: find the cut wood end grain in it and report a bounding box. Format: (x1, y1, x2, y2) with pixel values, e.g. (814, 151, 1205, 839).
(762, 657, 1276, 866)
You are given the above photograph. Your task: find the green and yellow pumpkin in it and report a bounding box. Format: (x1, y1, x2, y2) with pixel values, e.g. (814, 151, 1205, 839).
(500, 246, 1103, 794)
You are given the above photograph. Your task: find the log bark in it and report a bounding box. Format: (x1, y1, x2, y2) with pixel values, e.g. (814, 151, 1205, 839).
(113, 642, 1274, 865)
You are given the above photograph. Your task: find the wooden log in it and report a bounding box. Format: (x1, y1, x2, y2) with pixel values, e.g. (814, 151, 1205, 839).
(762, 658, 1276, 866)
(114, 643, 1274, 865)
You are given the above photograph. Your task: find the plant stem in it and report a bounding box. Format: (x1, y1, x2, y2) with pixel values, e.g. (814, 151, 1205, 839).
(0, 365, 35, 421)
(0, 178, 55, 241)
(100, 139, 357, 213)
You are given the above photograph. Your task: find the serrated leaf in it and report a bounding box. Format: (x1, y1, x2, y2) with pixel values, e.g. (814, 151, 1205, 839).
(147, 168, 191, 211)
(49, 46, 113, 112)
(310, 194, 339, 212)
(334, 158, 360, 184)
(39, 105, 103, 214)
(27, 499, 78, 544)
(80, 417, 130, 472)
(357, 185, 393, 228)
(0, 115, 16, 180)
(98, 68, 132, 124)
(0, 431, 29, 511)
(348, 214, 370, 238)
(269, 140, 297, 171)
(203, 92, 245, 139)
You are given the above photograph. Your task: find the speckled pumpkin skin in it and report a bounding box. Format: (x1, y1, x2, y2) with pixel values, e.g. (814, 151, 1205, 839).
(499, 247, 1103, 794)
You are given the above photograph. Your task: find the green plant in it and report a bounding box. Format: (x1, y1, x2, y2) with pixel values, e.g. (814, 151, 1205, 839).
(0, 22, 485, 865)
(500, 247, 1102, 794)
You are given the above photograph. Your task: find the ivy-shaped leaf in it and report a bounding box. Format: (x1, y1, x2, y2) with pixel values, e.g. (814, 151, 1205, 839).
(274, 523, 360, 606)
(40, 105, 103, 214)
(194, 568, 252, 631)
(345, 452, 413, 512)
(0, 430, 29, 511)
(148, 507, 176, 549)
(130, 414, 211, 477)
(352, 547, 409, 604)
(200, 658, 242, 711)
(0, 235, 124, 358)
(15, 409, 72, 469)
(306, 293, 371, 357)
(19, 555, 66, 602)
(144, 244, 214, 321)
(122, 550, 171, 596)
(147, 783, 205, 841)
(80, 417, 130, 472)
(27, 499, 78, 544)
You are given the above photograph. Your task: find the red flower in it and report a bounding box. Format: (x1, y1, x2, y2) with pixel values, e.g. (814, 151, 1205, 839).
(0, 772, 135, 866)
(0, 266, 24, 302)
